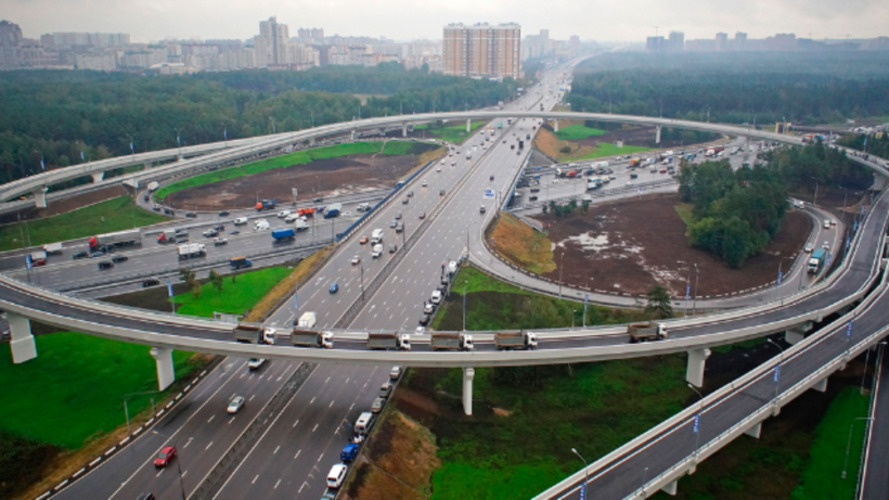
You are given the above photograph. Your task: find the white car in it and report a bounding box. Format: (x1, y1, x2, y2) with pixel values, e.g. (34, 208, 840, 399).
(277, 210, 291, 219)
(227, 395, 245, 414)
(247, 358, 266, 371)
(253, 218, 269, 231)
(431, 290, 442, 304)
(351, 255, 361, 265)
(327, 464, 348, 489)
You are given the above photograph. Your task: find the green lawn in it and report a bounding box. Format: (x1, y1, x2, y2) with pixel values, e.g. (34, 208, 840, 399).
(0, 266, 290, 449)
(0, 196, 168, 251)
(555, 124, 608, 141)
(415, 122, 485, 143)
(791, 387, 869, 500)
(155, 140, 435, 200)
(570, 143, 652, 161)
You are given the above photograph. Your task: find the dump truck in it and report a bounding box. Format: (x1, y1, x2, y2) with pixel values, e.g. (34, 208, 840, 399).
(431, 332, 473, 351)
(230, 256, 252, 269)
(367, 332, 411, 351)
(177, 243, 206, 260)
(297, 311, 317, 329)
(627, 322, 668, 343)
(233, 323, 274, 344)
(272, 227, 296, 243)
(291, 329, 334, 348)
(494, 331, 538, 350)
(255, 199, 277, 211)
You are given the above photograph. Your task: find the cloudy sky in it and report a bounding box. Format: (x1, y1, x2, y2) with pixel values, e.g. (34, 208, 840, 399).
(4, 0, 887, 43)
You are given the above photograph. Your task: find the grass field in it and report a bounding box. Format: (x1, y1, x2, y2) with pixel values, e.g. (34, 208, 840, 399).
(0, 196, 168, 251)
(568, 142, 652, 161)
(415, 122, 485, 143)
(155, 140, 434, 200)
(555, 124, 608, 141)
(0, 266, 290, 449)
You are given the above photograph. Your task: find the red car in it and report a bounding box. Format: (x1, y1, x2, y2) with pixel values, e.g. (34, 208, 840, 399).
(154, 445, 177, 467)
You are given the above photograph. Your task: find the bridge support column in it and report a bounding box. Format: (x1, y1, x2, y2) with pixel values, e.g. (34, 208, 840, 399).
(466, 119, 471, 133)
(660, 480, 678, 496)
(402, 122, 408, 137)
(813, 377, 828, 393)
(91, 171, 104, 183)
(462, 367, 475, 416)
(553, 119, 559, 133)
(745, 421, 762, 439)
(32, 186, 48, 209)
(784, 322, 812, 345)
(309, 137, 316, 147)
(655, 126, 662, 145)
(150, 346, 175, 391)
(5, 312, 37, 363)
(350, 129, 356, 141)
(686, 348, 711, 388)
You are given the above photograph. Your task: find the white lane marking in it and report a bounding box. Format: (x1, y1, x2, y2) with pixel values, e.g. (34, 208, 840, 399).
(205, 441, 213, 451)
(273, 445, 280, 455)
(251, 474, 259, 484)
(312, 423, 319, 432)
(309, 396, 316, 405)
(274, 478, 281, 489)
(293, 419, 300, 428)
(207, 415, 215, 424)
(294, 449, 302, 460)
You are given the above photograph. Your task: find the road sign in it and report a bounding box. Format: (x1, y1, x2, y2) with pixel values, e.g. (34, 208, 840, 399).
(773, 364, 781, 383)
(846, 320, 853, 338)
(166, 281, 173, 298)
(294, 293, 299, 311)
(693, 413, 701, 434)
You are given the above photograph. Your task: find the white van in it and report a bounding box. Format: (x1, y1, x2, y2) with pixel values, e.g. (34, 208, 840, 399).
(372, 244, 383, 258)
(354, 411, 374, 434)
(371, 228, 384, 244)
(233, 217, 248, 226)
(327, 463, 348, 489)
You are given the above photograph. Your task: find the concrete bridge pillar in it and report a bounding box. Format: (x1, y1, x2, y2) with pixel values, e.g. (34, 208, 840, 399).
(143, 162, 152, 170)
(553, 119, 559, 133)
(462, 367, 475, 416)
(655, 126, 662, 145)
(686, 348, 711, 387)
(32, 186, 48, 209)
(5, 312, 37, 363)
(91, 171, 104, 183)
(150, 346, 175, 391)
(784, 321, 812, 345)
(402, 122, 408, 137)
(466, 119, 471, 133)
(745, 421, 762, 439)
(351, 129, 356, 141)
(812, 377, 828, 393)
(660, 480, 678, 496)
(309, 137, 316, 147)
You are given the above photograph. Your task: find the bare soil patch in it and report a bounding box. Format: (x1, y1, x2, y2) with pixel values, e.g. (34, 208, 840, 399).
(165, 153, 427, 211)
(533, 193, 812, 298)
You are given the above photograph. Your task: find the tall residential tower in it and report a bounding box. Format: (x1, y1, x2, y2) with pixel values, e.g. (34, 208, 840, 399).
(443, 23, 521, 80)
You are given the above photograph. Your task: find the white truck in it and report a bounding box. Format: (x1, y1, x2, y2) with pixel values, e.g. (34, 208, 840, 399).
(372, 244, 383, 258)
(294, 219, 309, 231)
(42, 242, 63, 255)
(291, 329, 334, 348)
(297, 311, 317, 329)
(371, 228, 384, 244)
(431, 332, 473, 351)
(177, 243, 206, 260)
(493, 331, 538, 350)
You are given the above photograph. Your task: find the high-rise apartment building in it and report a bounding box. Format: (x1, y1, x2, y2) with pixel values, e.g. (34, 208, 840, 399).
(443, 23, 520, 80)
(668, 31, 685, 52)
(255, 16, 289, 67)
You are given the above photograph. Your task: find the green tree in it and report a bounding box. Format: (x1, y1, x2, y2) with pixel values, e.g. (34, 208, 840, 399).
(645, 284, 673, 319)
(209, 270, 224, 292)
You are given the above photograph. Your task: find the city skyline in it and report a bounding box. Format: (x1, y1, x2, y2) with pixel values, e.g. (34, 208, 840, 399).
(4, 0, 888, 43)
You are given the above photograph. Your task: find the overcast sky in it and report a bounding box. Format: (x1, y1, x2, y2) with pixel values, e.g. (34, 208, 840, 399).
(4, 0, 887, 43)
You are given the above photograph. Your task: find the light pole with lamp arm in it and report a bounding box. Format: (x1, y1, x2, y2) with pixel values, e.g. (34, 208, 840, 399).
(151, 429, 187, 500)
(776, 256, 794, 288)
(692, 263, 699, 315)
(688, 383, 704, 460)
(766, 338, 785, 409)
(571, 447, 590, 500)
(123, 390, 157, 436)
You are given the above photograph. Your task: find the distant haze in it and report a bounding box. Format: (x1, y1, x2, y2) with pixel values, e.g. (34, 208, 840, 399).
(5, 0, 888, 42)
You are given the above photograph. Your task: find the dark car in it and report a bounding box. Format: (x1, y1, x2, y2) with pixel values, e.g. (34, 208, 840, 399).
(329, 282, 339, 294)
(97, 261, 114, 270)
(218, 210, 230, 217)
(142, 278, 160, 288)
(111, 255, 128, 263)
(214, 224, 225, 232)
(313, 197, 324, 203)
(185, 211, 197, 218)
(154, 445, 176, 468)
(72, 251, 89, 260)
(419, 313, 431, 326)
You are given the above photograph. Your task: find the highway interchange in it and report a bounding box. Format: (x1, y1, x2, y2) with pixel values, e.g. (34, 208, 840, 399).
(4, 61, 888, 499)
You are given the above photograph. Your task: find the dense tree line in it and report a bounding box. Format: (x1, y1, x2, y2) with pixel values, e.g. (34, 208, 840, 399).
(839, 132, 889, 159)
(764, 141, 873, 192)
(567, 51, 889, 126)
(0, 64, 518, 183)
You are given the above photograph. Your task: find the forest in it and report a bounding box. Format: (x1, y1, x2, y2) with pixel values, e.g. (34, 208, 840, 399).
(567, 51, 889, 126)
(0, 63, 518, 183)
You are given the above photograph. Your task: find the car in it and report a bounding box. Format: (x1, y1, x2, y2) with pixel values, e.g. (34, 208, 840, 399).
(402, 197, 409, 205)
(111, 255, 128, 263)
(418, 212, 426, 219)
(89, 251, 105, 258)
(395, 222, 404, 233)
(389, 243, 397, 253)
(142, 278, 160, 288)
(529, 195, 539, 201)
(415, 326, 426, 335)
(313, 197, 324, 203)
(214, 224, 225, 232)
(358, 235, 370, 245)
(822, 241, 830, 249)
(823, 219, 831, 229)
(370, 396, 386, 413)
(436, 167, 442, 172)
(389, 219, 397, 228)
(479, 205, 486, 214)
(277, 210, 291, 218)
(804, 244, 814, 253)
(202, 229, 218, 238)
(340, 443, 360, 463)
(389, 366, 402, 380)
(185, 211, 197, 218)
(395, 212, 402, 220)
(227, 395, 245, 414)
(97, 261, 113, 270)
(421, 180, 428, 187)
(218, 210, 230, 217)
(351, 255, 361, 265)
(327, 464, 348, 489)
(439, 189, 446, 196)
(419, 313, 431, 326)
(407, 190, 414, 197)
(72, 250, 88, 260)
(431, 290, 443, 304)
(213, 237, 228, 246)
(329, 282, 339, 294)
(247, 358, 266, 371)
(423, 302, 434, 314)
(230, 229, 240, 235)
(154, 445, 176, 467)
(490, 175, 495, 181)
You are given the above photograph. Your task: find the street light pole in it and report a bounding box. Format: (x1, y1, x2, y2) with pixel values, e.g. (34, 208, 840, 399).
(688, 383, 704, 460)
(558, 250, 564, 298)
(693, 263, 699, 315)
(151, 430, 187, 500)
(842, 417, 873, 480)
(571, 448, 590, 500)
(766, 338, 785, 408)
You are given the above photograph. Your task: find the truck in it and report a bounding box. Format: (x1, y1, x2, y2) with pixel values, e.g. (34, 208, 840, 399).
(367, 332, 411, 351)
(518, 140, 524, 149)
(297, 207, 316, 218)
(291, 329, 334, 348)
(629, 157, 643, 168)
(324, 203, 342, 219)
(233, 323, 274, 344)
(371, 228, 384, 244)
(272, 227, 296, 242)
(372, 244, 383, 258)
(447, 260, 459, 276)
(230, 256, 252, 269)
(808, 248, 827, 274)
(493, 330, 538, 350)
(147, 181, 160, 192)
(705, 146, 725, 157)
(42, 242, 63, 255)
(297, 311, 317, 329)
(90, 229, 141, 251)
(586, 177, 603, 190)
(177, 243, 206, 260)
(255, 199, 277, 211)
(627, 322, 668, 343)
(430, 332, 473, 351)
(28, 250, 47, 266)
(294, 219, 309, 231)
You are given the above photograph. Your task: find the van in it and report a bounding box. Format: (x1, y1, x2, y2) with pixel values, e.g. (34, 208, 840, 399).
(823, 219, 831, 229)
(354, 411, 374, 434)
(326, 463, 348, 489)
(340, 443, 359, 462)
(371, 228, 384, 244)
(233, 217, 248, 226)
(379, 381, 393, 398)
(372, 244, 383, 259)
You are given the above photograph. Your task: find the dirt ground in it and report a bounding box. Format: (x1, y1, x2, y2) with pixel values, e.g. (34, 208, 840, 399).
(165, 154, 423, 211)
(534, 193, 813, 298)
